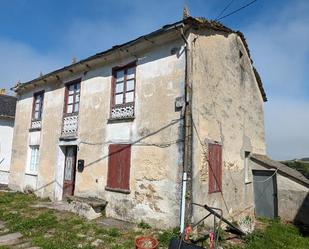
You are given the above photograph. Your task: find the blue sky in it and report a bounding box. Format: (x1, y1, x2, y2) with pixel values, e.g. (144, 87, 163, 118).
(0, 0, 308, 160)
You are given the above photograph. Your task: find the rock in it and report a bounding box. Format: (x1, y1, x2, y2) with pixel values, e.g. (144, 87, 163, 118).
(32, 200, 102, 220)
(0, 221, 5, 230)
(68, 201, 101, 220)
(23, 185, 35, 194)
(0, 232, 23, 246)
(13, 241, 32, 248)
(91, 239, 103, 247)
(1, 228, 9, 234)
(97, 217, 135, 231)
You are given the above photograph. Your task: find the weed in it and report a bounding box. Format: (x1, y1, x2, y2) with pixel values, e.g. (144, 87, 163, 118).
(138, 220, 151, 229)
(230, 219, 309, 249)
(158, 227, 179, 247)
(107, 228, 120, 237)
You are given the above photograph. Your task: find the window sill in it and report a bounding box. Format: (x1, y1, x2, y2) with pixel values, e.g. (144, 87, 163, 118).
(29, 127, 41, 132)
(59, 135, 78, 141)
(107, 117, 135, 124)
(105, 186, 130, 194)
(208, 190, 221, 194)
(25, 172, 38, 177)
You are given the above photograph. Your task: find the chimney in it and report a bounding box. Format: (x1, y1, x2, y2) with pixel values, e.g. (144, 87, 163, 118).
(0, 89, 6, 95)
(183, 5, 190, 19)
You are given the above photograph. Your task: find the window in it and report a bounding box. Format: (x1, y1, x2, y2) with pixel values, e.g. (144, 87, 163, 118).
(32, 91, 44, 120)
(28, 146, 39, 174)
(113, 66, 135, 105)
(65, 81, 80, 114)
(208, 143, 222, 193)
(106, 144, 131, 193)
(110, 64, 136, 120)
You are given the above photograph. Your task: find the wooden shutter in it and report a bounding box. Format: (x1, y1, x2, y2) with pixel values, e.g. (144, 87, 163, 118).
(106, 144, 131, 193)
(208, 143, 222, 193)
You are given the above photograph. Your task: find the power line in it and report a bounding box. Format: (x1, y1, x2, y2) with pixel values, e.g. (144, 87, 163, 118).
(214, 0, 235, 21)
(217, 0, 258, 21)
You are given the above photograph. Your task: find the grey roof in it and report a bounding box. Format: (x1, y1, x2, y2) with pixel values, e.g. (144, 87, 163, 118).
(0, 95, 17, 119)
(251, 153, 309, 188)
(12, 17, 266, 101)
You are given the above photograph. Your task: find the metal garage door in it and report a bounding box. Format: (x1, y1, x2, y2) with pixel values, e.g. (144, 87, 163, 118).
(253, 170, 278, 219)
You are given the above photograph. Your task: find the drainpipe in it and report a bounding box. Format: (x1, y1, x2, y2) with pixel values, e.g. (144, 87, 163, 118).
(179, 25, 193, 232)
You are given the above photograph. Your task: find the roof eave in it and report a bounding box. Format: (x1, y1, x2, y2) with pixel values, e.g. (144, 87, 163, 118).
(251, 154, 309, 188)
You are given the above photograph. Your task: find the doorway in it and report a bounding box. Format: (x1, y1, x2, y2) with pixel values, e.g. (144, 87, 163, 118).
(252, 170, 278, 219)
(63, 146, 77, 197)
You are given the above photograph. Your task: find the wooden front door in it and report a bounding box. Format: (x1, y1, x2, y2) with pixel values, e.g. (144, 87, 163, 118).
(63, 146, 77, 197)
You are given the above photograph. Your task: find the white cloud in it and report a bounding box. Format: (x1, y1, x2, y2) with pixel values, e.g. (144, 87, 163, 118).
(61, 1, 190, 59)
(0, 38, 64, 92)
(243, 0, 309, 159)
(0, 1, 307, 161)
(265, 97, 309, 160)
(245, 1, 309, 96)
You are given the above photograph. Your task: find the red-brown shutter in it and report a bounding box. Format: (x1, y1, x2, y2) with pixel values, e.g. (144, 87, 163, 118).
(107, 144, 131, 192)
(208, 143, 222, 193)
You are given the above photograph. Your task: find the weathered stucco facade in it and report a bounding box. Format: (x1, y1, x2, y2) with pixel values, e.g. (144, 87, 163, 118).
(10, 35, 186, 227)
(9, 17, 270, 228)
(190, 29, 266, 224)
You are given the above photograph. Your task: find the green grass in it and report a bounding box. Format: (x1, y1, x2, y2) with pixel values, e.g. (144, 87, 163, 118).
(230, 218, 309, 249)
(0, 192, 179, 249)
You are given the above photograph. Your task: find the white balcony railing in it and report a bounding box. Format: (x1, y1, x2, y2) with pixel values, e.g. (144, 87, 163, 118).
(61, 113, 78, 138)
(31, 120, 42, 130)
(111, 103, 134, 120)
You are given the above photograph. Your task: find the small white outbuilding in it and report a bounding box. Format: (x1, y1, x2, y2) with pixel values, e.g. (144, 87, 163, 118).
(0, 92, 16, 185)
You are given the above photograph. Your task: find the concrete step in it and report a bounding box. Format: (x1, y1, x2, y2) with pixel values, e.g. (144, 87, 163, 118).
(66, 196, 108, 213)
(0, 232, 23, 246)
(32, 196, 108, 220)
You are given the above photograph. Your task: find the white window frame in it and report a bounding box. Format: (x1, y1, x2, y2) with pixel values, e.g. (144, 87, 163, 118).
(26, 146, 40, 175)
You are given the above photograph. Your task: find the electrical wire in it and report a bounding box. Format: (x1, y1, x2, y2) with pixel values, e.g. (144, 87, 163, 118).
(252, 169, 278, 183)
(217, 0, 258, 21)
(214, 0, 235, 21)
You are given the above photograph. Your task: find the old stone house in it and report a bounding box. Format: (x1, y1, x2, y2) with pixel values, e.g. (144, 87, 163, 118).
(0, 91, 16, 185)
(9, 17, 270, 228)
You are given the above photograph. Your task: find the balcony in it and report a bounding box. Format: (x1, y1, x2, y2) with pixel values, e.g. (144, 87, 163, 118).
(110, 103, 134, 120)
(61, 113, 79, 139)
(30, 120, 42, 130)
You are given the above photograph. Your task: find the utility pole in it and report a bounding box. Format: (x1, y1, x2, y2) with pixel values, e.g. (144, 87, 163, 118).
(180, 13, 193, 230)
